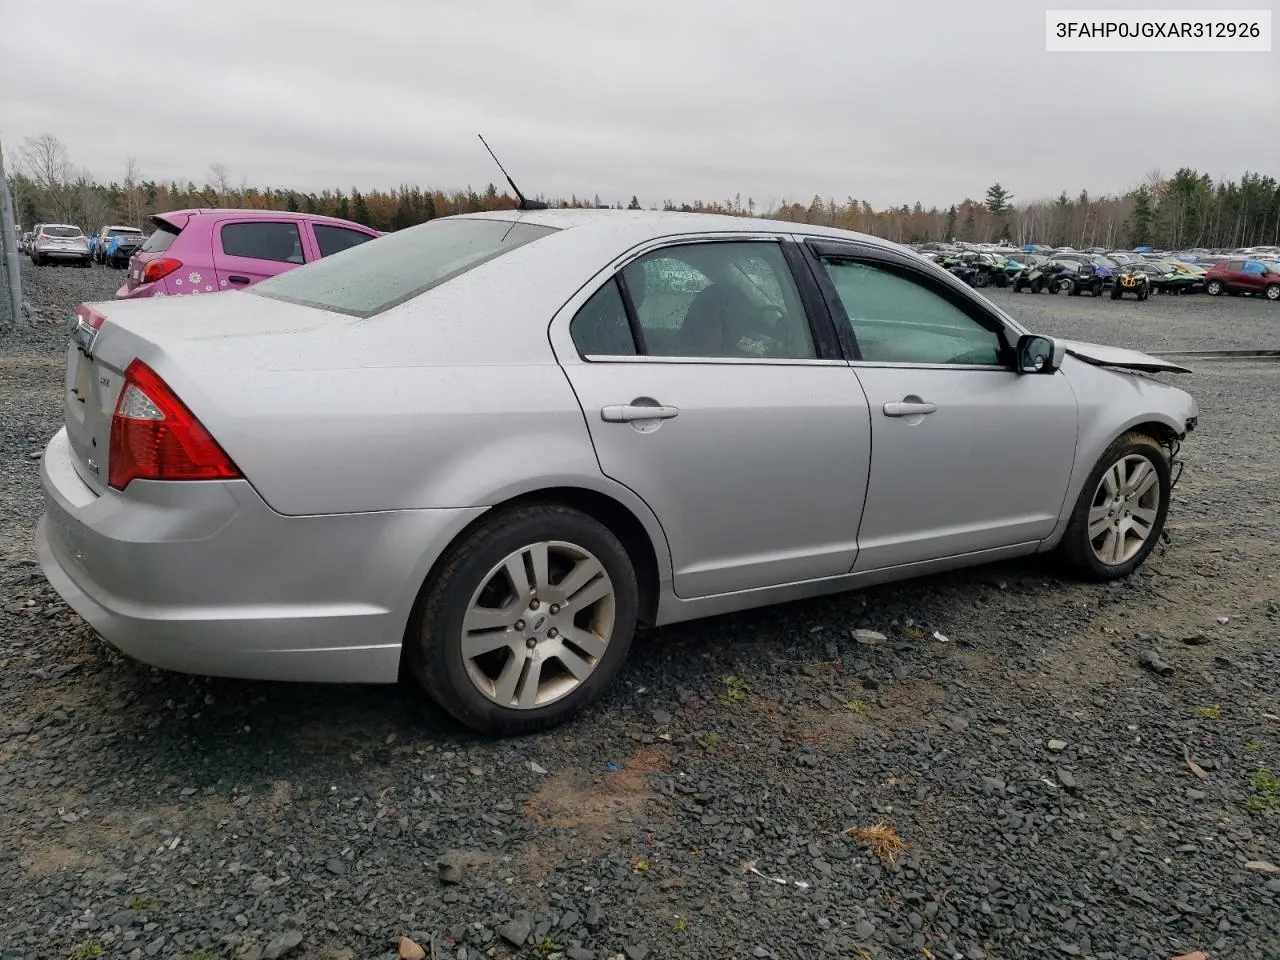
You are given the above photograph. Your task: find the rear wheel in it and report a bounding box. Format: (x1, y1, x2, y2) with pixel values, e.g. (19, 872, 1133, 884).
(1206, 279, 1223, 295)
(405, 503, 640, 735)
(1057, 432, 1170, 581)
(1138, 285, 1149, 301)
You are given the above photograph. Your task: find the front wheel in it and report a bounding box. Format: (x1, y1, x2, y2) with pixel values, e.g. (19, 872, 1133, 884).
(1265, 284, 1280, 302)
(1111, 285, 1122, 300)
(1057, 432, 1171, 580)
(405, 503, 640, 735)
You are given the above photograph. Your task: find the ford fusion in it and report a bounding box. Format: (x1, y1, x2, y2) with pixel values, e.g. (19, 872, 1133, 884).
(37, 210, 1199, 735)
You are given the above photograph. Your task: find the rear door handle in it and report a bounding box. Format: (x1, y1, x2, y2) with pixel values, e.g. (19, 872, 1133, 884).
(227, 275, 250, 285)
(883, 400, 937, 417)
(601, 403, 680, 423)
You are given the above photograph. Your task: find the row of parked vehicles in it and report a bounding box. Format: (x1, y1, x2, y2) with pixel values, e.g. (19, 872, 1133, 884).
(914, 243, 1280, 303)
(19, 210, 381, 296)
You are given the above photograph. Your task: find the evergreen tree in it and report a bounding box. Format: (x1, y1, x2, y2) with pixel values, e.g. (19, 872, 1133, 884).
(627, 195, 641, 210)
(1128, 186, 1154, 246)
(985, 183, 1012, 215)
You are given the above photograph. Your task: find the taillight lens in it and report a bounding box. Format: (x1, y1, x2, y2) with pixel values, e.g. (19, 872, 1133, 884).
(141, 257, 182, 284)
(108, 359, 241, 490)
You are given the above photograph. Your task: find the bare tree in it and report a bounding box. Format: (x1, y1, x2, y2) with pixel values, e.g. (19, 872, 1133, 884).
(20, 134, 75, 221)
(208, 162, 231, 206)
(123, 155, 143, 226)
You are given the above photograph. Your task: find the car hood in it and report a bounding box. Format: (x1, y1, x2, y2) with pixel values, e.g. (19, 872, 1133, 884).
(1059, 339, 1192, 374)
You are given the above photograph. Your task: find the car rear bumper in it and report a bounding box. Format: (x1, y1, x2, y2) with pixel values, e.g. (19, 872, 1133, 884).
(37, 427, 485, 684)
(37, 248, 90, 259)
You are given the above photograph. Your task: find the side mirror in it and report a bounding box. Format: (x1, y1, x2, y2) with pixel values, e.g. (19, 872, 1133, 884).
(1017, 334, 1064, 374)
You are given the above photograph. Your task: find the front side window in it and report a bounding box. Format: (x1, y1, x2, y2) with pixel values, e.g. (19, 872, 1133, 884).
(819, 258, 1005, 366)
(617, 241, 816, 359)
(221, 221, 304, 264)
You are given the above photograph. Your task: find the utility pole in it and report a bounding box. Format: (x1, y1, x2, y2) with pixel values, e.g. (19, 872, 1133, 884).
(0, 135, 24, 330)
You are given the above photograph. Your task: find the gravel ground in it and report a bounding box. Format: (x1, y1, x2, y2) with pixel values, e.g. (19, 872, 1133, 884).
(2, 260, 1278, 960)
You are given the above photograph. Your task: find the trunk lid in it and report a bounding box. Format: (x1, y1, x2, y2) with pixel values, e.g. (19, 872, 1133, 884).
(61, 292, 346, 493)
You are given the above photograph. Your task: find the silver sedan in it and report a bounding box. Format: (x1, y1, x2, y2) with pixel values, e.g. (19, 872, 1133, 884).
(37, 210, 1199, 734)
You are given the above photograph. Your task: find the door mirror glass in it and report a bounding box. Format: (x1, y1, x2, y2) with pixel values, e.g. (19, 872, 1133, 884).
(1017, 334, 1063, 374)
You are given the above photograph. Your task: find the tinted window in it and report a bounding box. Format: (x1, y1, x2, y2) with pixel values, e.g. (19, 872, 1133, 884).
(314, 224, 375, 258)
(109, 228, 143, 238)
(221, 221, 304, 264)
(820, 258, 1004, 366)
(141, 222, 179, 253)
(1224, 260, 1245, 271)
(250, 217, 557, 318)
(43, 225, 82, 238)
(570, 279, 637, 357)
(619, 242, 815, 359)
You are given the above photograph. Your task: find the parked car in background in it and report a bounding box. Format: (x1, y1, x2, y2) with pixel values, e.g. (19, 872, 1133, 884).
(20, 231, 34, 254)
(38, 209, 1199, 734)
(116, 209, 381, 300)
(30, 224, 91, 267)
(1204, 259, 1280, 300)
(94, 225, 146, 267)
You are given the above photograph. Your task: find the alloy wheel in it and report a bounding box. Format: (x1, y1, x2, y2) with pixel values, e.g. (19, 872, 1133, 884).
(460, 540, 616, 709)
(1087, 454, 1161, 566)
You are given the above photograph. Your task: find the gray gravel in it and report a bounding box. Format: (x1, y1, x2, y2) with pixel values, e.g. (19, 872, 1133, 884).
(2, 259, 1278, 960)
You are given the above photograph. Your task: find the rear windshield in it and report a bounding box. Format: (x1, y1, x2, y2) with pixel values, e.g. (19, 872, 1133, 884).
(110, 227, 143, 237)
(141, 221, 180, 253)
(43, 226, 82, 238)
(249, 217, 559, 317)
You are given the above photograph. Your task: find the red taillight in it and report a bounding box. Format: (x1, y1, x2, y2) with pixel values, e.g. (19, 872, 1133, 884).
(108, 359, 241, 490)
(141, 257, 182, 284)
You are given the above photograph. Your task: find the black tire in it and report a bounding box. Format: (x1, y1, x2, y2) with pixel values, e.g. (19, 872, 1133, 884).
(1013, 279, 1024, 293)
(1111, 285, 1122, 300)
(405, 503, 640, 736)
(974, 271, 990, 288)
(1265, 284, 1280, 302)
(1138, 286, 1148, 301)
(1031, 279, 1043, 294)
(1057, 431, 1171, 581)
(1092, 281, 1103, 297)
(1206, 279, 1223, 295)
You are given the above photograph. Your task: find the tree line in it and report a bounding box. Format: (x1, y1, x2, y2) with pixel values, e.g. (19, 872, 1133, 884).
(8, 134, 1279, 251)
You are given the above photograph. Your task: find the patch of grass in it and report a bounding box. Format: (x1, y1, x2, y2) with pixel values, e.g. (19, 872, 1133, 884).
(702, 732, 722, 748)
(1246, 766, 1280, 814)
(718, 676, 749, 704)
(844, 820, 907, 867)
(190, 951, 213, 960)
(1193, 704, 1221, 720)
(844, 699, 869, 715)
(533, 938, 556, 955)
(629, 856, 650, 873)
(1245, 740, 1265, 755)
(127, 897, 153, 910)
(68, 944, 103, 960)
(674, 914, 688, 933)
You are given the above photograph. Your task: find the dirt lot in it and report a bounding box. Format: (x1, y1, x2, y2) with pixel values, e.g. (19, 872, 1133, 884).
(2, 262, 1278, 960)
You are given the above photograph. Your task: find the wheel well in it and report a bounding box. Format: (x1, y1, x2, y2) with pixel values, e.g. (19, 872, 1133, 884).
(1127, 420, 1179, 452)
(423, 487, 663, 630)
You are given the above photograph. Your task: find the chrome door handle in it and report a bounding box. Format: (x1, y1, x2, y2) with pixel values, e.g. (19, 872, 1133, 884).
(601, 403, 680, 422)
(883, 400, 937, 417)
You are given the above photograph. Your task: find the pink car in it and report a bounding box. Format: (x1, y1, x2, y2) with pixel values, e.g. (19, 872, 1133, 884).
(116, 209, 381, 300)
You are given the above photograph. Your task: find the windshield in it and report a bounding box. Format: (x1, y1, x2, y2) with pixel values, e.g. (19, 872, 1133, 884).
(250, 217, 560, 318)
(43, 226, 82, 238)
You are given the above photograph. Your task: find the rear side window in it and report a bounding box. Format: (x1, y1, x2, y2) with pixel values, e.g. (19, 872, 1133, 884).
(221, 222, 304, 264)
(313, 223, 374, 258)
(141, 222, 180, 253)
(250, 217, 558, 318)
(570, 279, 637, 356)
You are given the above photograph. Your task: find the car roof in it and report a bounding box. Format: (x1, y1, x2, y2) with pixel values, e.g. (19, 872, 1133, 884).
(447, 207, 910, 253)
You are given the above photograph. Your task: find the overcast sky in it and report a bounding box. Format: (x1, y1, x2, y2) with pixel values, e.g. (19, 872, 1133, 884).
(2, 0, 1275, 210)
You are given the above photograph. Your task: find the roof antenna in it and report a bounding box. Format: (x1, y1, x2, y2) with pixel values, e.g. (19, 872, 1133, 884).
(478, 134, 547, 211)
